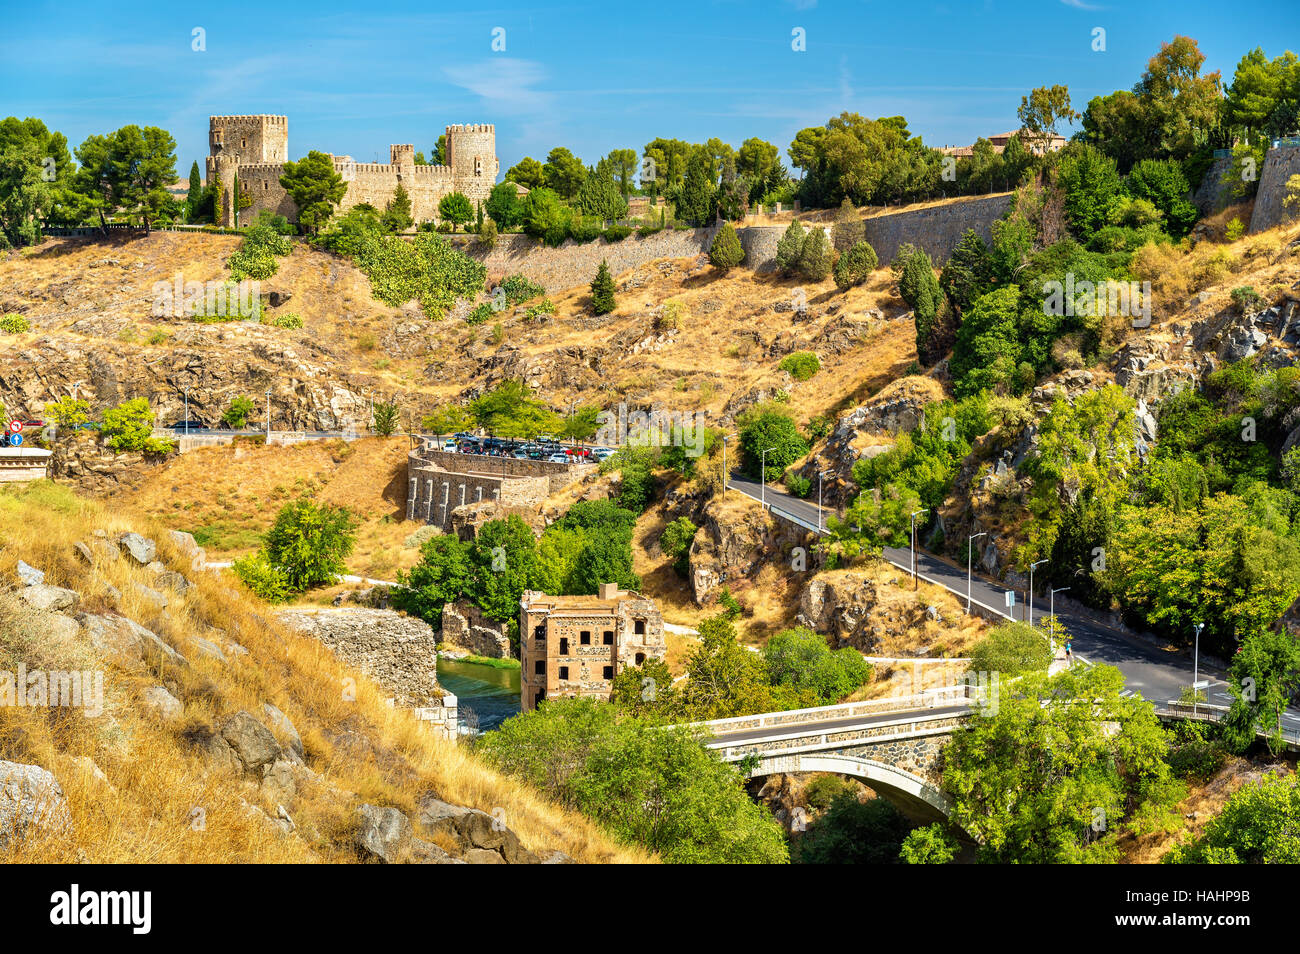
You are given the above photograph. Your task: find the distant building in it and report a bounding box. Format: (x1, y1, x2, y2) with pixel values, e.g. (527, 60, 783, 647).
(939, 128, 1067, 159)
(519, 584, 666, 712)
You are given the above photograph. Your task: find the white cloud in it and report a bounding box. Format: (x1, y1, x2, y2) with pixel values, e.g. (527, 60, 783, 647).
(1060, 0, 1104, 10)
(443, 58, 553, 114)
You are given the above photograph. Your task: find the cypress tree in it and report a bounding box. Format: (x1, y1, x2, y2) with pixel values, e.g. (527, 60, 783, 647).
(774, 219, 806, 275)
(709, 223, 745, 272)
(590, 259, 616, 315)
(797, 227, 833, 281)
(186, 161, 202, 221)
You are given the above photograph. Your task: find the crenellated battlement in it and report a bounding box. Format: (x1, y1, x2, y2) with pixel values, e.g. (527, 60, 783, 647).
(209, 114, 495, 227)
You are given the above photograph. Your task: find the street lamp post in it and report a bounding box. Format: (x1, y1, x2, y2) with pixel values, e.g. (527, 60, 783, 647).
(910, 509, 929, 591)
(760, 447, 773, 510)
(1028, 559, 1048, 628)
(265, 390, 271, 442)
(966, 531, 987, 614)
(1050, 587, 1071, 645)
(722, 436, 728, 500)
(183, 388, 190, 436)
(1192, 622, 1204, 715)
(817, 471, 826, 532)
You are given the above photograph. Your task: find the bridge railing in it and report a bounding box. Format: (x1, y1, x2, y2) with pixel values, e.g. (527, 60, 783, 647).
(687, 684, 976, 736)
(1154, 701, 1300, 749)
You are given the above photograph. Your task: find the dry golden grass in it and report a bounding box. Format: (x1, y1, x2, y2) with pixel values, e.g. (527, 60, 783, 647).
(0, 480, 650, 863)
(119, 436, 420, 579)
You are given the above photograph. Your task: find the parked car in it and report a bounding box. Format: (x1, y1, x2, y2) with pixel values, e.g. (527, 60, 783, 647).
(512, 449, 531, 459)
(169, 420, 209, 431)
(545, 453, 569, 464)
(591, 446, 616, 461)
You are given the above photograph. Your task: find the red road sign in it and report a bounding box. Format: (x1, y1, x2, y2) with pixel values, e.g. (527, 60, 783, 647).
(7, 420, 21, 434)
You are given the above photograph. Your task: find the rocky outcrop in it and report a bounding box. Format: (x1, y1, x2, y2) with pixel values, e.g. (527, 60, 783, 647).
(797, 574, 887, 651)
(0, 761, 73, 848)
(689, 496, 815, 605)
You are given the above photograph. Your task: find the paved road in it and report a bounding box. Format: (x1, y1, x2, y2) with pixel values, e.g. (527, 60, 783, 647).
(704, 704, 972, 746)
(726, 474, 1300, 734)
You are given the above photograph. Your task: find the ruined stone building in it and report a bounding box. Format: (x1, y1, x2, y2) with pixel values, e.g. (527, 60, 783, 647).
(519, 584, 666, 712)
(205, 115, 498, 227)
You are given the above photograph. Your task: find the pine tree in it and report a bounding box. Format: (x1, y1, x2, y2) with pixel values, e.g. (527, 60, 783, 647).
(383, 183, 414, 233)
(590, 260, 616, 315)
(797, 227, 833, 281)
(774, 219, 806, 274)
(709, 223, 746, 272)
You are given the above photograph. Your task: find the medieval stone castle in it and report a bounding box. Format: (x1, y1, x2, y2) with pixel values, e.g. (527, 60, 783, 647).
(205, 115, 498, 227)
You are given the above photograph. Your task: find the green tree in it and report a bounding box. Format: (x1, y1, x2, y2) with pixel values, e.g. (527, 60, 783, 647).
(774, 219, 806, 274)
(372, 399, 400, 436)
(762, 627, 872, 705)
(382, 183, 414, 233)
(1223, 625, 1300, 755)
(1165, 775, 1300, 863)
(968, 621, 1053, 677)
(590, 259, 616, 315)
(470, 515, 537, 639)
(576, 169, 628, 221)
(478, 699, 789, 863)
(1017, 85, 1079, 154)
(673, 147, 718, 227)
(797, 226, 833, 281)
(431, 134, 447, 166)
(1056, 144, 1125, 242)
(520, 187, 571, 245)
(658, 517, 698, 577)
(393, 534, 474, 621)
(898, 248, 945, 364)
(938, 230, 995, 316)
(505, 156, 545, 190)
(708, 222, 745, 272)
(738, 405, 808, 480)
(542, 147, 586, 198)
(221, 395, 256, 429)
(484, 181, 522, 229)
(100, 398, 173, 454)
(263, 498, 357, 592)
(899, 824, 959, 864)
(832, 240, 877, 289)
(943, 665, 1180, 863)
(74, 124, 177, 233)
(438, 191, 474, 231)
(794, 793, 912, 864)
(186, 160, 202, 221)
(279, 150, 346, 235)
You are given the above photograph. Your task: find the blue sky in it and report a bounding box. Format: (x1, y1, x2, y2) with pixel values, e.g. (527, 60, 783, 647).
(3, 0, 1298, 178)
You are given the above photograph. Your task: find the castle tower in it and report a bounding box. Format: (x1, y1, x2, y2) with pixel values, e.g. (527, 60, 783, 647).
(445, 124, 498, 205)
(390, 144, 415, 181)
(206, 115, 288, 226)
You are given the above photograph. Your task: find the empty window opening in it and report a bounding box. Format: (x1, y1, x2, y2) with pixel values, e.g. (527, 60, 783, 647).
(580, 630, 591, 645)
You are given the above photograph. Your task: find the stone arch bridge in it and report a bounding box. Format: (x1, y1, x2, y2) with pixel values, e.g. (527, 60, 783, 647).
(691, 687, 980, 822)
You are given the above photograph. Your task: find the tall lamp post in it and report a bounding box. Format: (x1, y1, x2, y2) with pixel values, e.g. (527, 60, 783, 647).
(721, 435, 728, 500)
(817, 470, 827, 532)
(265, 389, 272, 442)
(909, 509, 929, 591)
(1028, 559, 1048, 627)
(1192, 622, 1205, 715)
(760, 447, 773, 511)
(183, 387, 191, 436)
(1050, 587, 1071, 645)
(967, 531, 987, 614)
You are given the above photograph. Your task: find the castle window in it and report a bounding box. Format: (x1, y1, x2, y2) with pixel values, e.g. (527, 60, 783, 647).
(475, 157, 482, 176)
(263, 181, 268, 190)
(241, 138, 246, 149)
(534, 691, 544, 709)
(559, 637, 569, 655)
(533, 624, 546, 642)
(580, 630, 591, 645)
(558, 666, 569, 680)
(533, 660, 545, 675)
(602, 631, 614, 645)
(635, 653, 646, 666)
(603, 666, 614, 680)
(634, 619, 646, 635)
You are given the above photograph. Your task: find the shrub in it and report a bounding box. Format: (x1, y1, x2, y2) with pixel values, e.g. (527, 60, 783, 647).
(797, 227, 833, 281)
(500, 273, 546, 305)
(477, 217, 497, 250)
(265, 311, 303, 329)
(1167, 740, 1228, 781)
(372, 400, 400, 437)
(465, 302, 495, 325)
(783, 469, 811, 498)
(602, 225, 633, 242)
(833, 240, 878, 289)
(146, 329, 170, 345)
(774, 220, 806, 274)
(778, 350, 821, 381)
(590, 260, 616, 315)
(0, 313, 30, 333)
(655, 299, 686, 331)
(708, 223, 745, 272)
(738, 405, 809, 480)
(658, 516, 698, 576)
(221, 395, 256, 429)
(968, 621, 1053, 676)
(231, 552, 293, 603)
(831, 197, 865, 252)
(263, 498, 357, 592)
(1230, 286, 1264, 315)
(523, 298, 556, 322)
(568, 219, 602, 244)
(1225, 217, 1246, 241)
(101, 398, 173, 455)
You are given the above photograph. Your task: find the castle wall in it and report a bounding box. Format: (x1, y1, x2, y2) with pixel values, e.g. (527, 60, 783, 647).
(1250, 145, 1300, 234)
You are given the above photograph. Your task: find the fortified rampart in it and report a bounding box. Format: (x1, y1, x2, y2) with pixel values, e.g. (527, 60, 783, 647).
(206, 116, 498, 228)
(1250, 144, 1300, 233)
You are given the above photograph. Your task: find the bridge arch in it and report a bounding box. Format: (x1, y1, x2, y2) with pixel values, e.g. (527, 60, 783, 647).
(748, 752, 957, 824)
